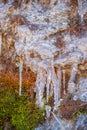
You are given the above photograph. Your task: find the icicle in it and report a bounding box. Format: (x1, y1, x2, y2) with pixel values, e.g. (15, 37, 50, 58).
(36, 68, 46, 107)
(57, 67, 62, 98)
(58, 0, 61, 3)
(19, 60, 23, 96)
(36, 72, 40, 105)
(51, 66, 59, 106)
(68, 63, 78, 93)
(62, 69, 66, 95)
(58, 0, 63, 4)
(0, 35, 2, 56)
(46, 105, 51, 118)
(46, 68, 51, 102)
(35, 72, 40, 103)
(78, 0, 83, 22)
(69, 64, 78, 83)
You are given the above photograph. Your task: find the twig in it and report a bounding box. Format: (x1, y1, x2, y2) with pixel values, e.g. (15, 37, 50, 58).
(80, 103, 87, 107)
(51, 111, 66, 130)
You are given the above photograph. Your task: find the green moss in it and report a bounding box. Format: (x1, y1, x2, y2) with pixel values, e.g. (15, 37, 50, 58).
(2, 0, 7, 4)
(72, 108, 87, 120)
(0, 126, 3, 130)
(0, 88, 45, 130)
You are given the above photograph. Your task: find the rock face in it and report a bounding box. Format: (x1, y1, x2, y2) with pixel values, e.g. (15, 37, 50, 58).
(0, 0, 87, 123)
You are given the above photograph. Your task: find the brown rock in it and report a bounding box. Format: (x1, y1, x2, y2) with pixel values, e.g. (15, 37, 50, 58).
(10, 15, 28, 25)
(59, 94, 87, 119)
(38, 0, 50, 8)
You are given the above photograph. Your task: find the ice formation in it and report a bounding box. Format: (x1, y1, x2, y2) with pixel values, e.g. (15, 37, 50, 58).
(78, 0, 87, 22)
(11, 1, 87, 106)
(46, 67, 51, 102)
(14, 1, 69, 107)
(0, 0, 87, 108)
(78, 0, 83, 22)
(36, 68, 46, 107)
(75, 78, 87, 102)
(68, 63, 78, 93)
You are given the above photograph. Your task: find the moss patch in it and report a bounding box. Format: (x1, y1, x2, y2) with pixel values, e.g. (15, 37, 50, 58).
(72, 107, 87, 120)
(0, 87, 45, 130)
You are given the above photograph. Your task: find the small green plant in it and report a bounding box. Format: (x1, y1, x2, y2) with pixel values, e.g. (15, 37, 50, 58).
(72, 108, 87, 120)
(0, 126, 3, 130)
(0, 87, 45, 130)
